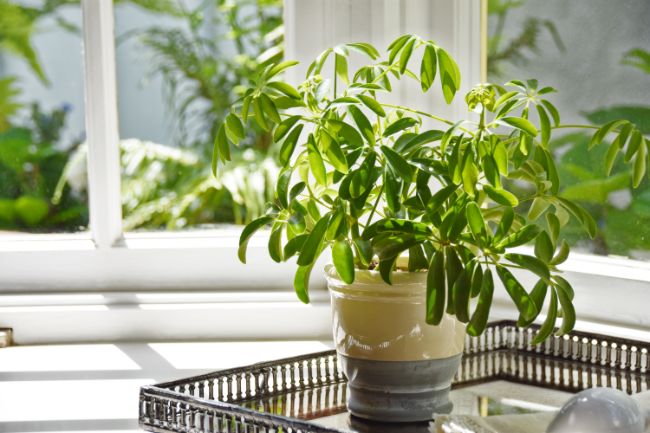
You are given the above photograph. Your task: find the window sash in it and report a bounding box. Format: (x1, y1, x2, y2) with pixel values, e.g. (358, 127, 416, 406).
(2, 0, 649, 344)
(81, 0, 123, 248)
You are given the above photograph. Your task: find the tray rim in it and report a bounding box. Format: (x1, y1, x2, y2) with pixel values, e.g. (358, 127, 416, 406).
(139, 320, 650, 432)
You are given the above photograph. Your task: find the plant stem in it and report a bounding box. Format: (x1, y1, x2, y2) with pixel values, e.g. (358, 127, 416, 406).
(333, 55, 338, 98)
(380, 103, 477, 138)
(365, 184, 384, 227)
(552, 124, 600, 130)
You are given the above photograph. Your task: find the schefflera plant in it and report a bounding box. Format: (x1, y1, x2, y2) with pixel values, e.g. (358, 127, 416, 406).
(214, 34, 648, 342)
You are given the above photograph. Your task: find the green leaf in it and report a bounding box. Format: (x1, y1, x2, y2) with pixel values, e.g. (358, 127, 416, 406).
(493, 141, 509, 175)
(324, 135, 349, 174)
(633, 139, 647, 187)
(556, 198, 597, 238)
(354, 237, 373, 266)
(540, 100, 560, 127)
(453, 268, 472, 323)
(420, 44, 437, 92)
(535, 231, 554, 263)
(297, 214, 332, 266)
(384, 169, 402, 213)
(267, 82, 301, 100)
(335, 53, 349, 85)
(495, 207, 514, 240)
(241, 95, 252, 123)
(372, 234, 422, 260)
(496, 225, 540, 248)
(267, 60, 299, 79)
(238, 216, 274, 263)
(357, 94, 386, 117)
(589, 119, 627, 149)
(274, 115, 301, 142)
(466, 202, 487, 240)
(624, 129, 643, 163)
(294, 263, 314, 304)
(276, 168, 292, 208)
(523, 281, 548, 325)
(531, 290, 558, 345)
(13, 196, 48, 226)
(428, 184, 457, 214)
(259, 94, 281, 124)
(461, 145, 479, 197)
(268, 224, 284, 263)
(536, 105, 551, 146)
(326, 211, 344, 241)
(483, 184, 519, 207)
(441, 121, 464, 153)
(496, 266, 538, 322)
(279, 124, 304, 166)
(379, 256, 398, 285)
(307, 138, 327, 186)
(252, 97, 269, 131)
(499, 117, 538, 136)
(363, 219, 432, 239)
(212, 125, 226, 175)
(470, 263, 484, 298)
(388, 35, 412, 64)
(349, 105, 375, 146)
(494, 91, 518, 109)
(528, 197, 550, 221)
(426, 250, 446, 325)
(408, 245, 429, 271)
(437, 47, 461, 104)
(381, 145, 414, 182)
(605, 137, 621, 176)
(467, 269, 494, 336)
(346, 42, 380, 59)
(284, 234, 308, 259)
(398, 130, 443, 154)
(332, 239, 355, 284)
(444, 248, 463, 315)
(550, 239, 570, 265)
(555, 285, 575, 335)
(546, 213, 561, 242)
(225, 113, 245, 143)
(383, 117, 419, 137)
(505, 253, 550, 280)
(328, 120, 364, 148)
(399, 37, 417, 74)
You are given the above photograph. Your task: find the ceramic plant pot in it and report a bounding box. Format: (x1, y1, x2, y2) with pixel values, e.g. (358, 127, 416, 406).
(325, 264, 466, 423)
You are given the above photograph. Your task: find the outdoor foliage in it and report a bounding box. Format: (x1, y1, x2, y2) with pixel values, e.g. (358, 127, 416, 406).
(0, 0, 282, 232)
(226, 35, 648, 338)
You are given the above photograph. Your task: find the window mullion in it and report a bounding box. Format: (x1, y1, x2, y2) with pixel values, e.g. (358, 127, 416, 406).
(81, 0, 123, 248)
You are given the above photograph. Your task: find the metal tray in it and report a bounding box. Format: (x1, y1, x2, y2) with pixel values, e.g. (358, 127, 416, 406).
(139, 320, 650, 432)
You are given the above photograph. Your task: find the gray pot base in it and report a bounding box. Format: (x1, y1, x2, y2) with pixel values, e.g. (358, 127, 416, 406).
(339, 353, 462, 422)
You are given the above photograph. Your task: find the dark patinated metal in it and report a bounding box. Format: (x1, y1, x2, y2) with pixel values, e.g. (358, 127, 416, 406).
(139, 321, 650, 432)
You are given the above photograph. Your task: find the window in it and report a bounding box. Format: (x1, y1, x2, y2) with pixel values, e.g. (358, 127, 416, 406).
(487, 0, 650, 260)
(0, 0, 88, 234)
(1, 0, 649, 344)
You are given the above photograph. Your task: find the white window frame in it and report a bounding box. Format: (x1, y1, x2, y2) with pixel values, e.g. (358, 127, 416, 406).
(0, 0, 649, 344)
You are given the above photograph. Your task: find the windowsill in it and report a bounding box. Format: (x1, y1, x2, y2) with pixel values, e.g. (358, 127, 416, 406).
(0, 339, 333, 432)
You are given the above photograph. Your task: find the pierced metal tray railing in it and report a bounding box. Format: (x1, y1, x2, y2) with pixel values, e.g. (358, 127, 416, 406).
(139, 320, 650, 433)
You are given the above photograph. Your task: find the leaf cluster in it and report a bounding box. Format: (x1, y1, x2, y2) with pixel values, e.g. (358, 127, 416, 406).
(219, 35, 649, 339)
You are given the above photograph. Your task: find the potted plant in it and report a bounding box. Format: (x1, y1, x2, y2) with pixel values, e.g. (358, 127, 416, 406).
(213, 34, 647, 422)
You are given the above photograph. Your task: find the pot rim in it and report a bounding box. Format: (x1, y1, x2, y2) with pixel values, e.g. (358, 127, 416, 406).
(325, 264, 428, 298)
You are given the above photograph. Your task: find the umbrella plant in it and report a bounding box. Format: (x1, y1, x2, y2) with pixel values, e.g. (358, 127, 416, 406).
(213, 34, 648, 343)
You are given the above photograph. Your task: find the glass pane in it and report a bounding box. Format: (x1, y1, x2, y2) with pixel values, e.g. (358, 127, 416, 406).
(488, 0, 650, 259)
(0, 1, 88, 234)
(114, 0, 283, 231)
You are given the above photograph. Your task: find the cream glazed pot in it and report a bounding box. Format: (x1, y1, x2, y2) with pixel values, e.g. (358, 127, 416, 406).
(325, 264, 466, 422)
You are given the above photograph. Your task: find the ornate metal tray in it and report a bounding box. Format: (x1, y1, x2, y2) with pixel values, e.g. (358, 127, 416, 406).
(139, 320, 650, 433)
